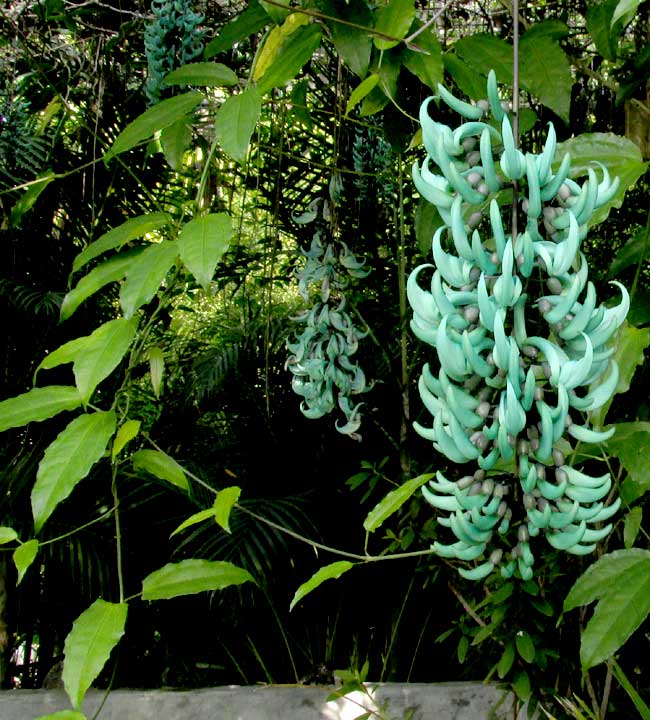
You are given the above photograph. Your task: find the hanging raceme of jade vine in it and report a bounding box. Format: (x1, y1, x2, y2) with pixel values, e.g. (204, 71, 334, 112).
(408, 70, 628, 581)
(286, 185, 372, 441)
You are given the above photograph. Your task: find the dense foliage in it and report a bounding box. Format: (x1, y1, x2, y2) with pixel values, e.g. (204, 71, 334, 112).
(1, 1, 650, 718)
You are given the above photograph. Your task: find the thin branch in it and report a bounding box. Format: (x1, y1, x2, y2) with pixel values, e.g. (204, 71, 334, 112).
(448, 581, 486, 627)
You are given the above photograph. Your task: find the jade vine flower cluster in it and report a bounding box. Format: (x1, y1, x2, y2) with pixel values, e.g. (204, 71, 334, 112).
(408, 71, 628, 581)
(144, 0, 204, 104)
(287, 198, 371, 441)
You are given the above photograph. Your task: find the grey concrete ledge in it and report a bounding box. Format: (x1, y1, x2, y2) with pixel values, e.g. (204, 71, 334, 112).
(1, 682, 524, 720)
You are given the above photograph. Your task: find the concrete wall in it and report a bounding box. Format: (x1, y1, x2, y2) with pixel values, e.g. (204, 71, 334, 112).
(1, 683, 524, 720)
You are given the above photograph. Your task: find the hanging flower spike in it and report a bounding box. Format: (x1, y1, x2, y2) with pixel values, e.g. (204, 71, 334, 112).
(287, 185, 372, 439)
(409, 71, 627, 581)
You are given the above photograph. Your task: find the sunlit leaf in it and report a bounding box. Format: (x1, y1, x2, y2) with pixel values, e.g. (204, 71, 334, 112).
(177, 213, 233, 290)
(290, 561, 354, 611)
(119, 241, 178, 319)
(170, 508, 216, 537)
(214, 486, 241, 533)
(13, 539, 39, 585)
(0, 386, 81, 432)
(256, 24, 322, 93)
(346, 75, 379, 115)
(62, 249, 144, 321)
(105, 91, 204, 159)
(9, 173, 55, 228)
(32, 411, 116, 532)
(148, 347, 164, 398)
(72, 213, 171, 273)
(62, 599, 127, 710)
(164, 62, 238, 87)
(0, 527, 18, 544)
(142, 559, 255, 600)
(111, 419, 141, 460)
(132, 449, 188, 491)
(373, 0, 415, 51)
(215, 87, 261, 163)
(363, 473, 433, 532)
(160, 119, 192, 171)
(34, 711, 87, 720)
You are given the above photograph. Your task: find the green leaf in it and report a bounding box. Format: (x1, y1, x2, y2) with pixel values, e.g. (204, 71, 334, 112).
(328, 14, 372, 77)
(363, 473, 433, 532)
(290, 561, 354, 611)
(177, 213, 233, 290)
(519, 35, 572, 123)
(32, 411, 117, 532)
(443, 53, 488, 101)
(119, 240, 178, 319)
(373, 0, 415, 51)
(148, 346, 164, 398)
(624, 507, 643, 548)
(142, 559, 255, 600)
(497, 641, 515, 678)
(62, 249, 145, 321)
(164, 62, 238, 87)
(132, 449, 188, 491)
(555, 133, 647, 226)
(611, 0, 641, 27)
(454, 34, 513, 87)
(587, 0, 620, 61)
(39, 318, 137, 404)
(36, 337, 88, 375)
(13, 539, 39, 585)
(0, 386, 81, 432)
(34, 712, 87, 720)
(606, 422, 650, 502)
(522, 19, 569, 42)
(564, 548, 650, 612)
(62, 599, 127, 710)
(512, 670, 532, 701)
(204, 1, 270, 58)
(9, 173, 55, 228)
(111, 419, 141, 460)
(160, 119, 192, 171)
(105, 91, 204, 160)
(612, 323, 650, 397)
(515, 631, 536, 663)
(215, 486, 241, 533)
(402, 25, 443, 92)
(170, 508, 216, 537)
(457, 634, 469, 663)
(360, 49, 401, 116)
(611, 658, 650, 720)
(415, 197, 443, 256)
(215, 87, 262, 163)
(260, 0, 290, 23)
(346, 75, 380, 115)
(72, 213, 171, 274)
(74, 318, 138, 403)
(609, 225, 650, 276)
(0, 527, 18, 544)
(257, 24, 322, 93)
(581, 560, 650, 668)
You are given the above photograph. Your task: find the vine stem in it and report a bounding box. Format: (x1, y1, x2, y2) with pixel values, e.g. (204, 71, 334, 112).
(143, 433, 436, 564)
(111, 464, 125, 604)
